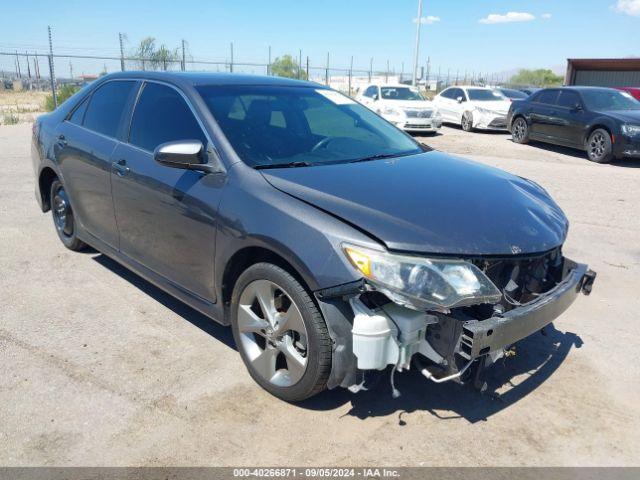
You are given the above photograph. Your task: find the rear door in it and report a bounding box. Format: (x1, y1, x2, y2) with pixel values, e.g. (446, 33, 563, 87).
(529, 89, 560, 138)
(551, 90, 585, 146)
(55, 80, 139, 248)
(110, 81, 222, 302)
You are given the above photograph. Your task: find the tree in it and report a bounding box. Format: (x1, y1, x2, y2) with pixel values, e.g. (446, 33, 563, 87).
(44, 84, 80, 112)
(271, 55, 307, 80)
(134, 37, 156, 71)
(509, 69, 563, 87)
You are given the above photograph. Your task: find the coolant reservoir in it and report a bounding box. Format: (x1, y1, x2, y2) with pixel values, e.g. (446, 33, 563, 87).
(351, 310, 396, 370)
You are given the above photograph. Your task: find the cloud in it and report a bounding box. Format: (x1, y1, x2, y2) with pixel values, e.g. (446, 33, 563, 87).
(479, 12, 536, 24)
(541, 13, 552, 19)
(612, 0, 640, 16)
(413, 16, 441, 25)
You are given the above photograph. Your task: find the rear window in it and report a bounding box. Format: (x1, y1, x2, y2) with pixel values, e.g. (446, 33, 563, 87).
(534, 90, 559, 105)
(83, 81, 137, 138)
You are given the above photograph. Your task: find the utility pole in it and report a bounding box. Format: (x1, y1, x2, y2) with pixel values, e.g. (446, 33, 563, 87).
(48, 26, 57, 108)
(181, 39, 186, 71)
(69, 61, 73, 80)
(386, 59, 389, 83)
(268, 46, 272, 75)
(229, 42, 234, 73)
(369, 57, 373, 82)
(325, 52, 329, 85)
(26, 52, 31, 79)
(306, 56, 309, 80)
(119, 33, 125, 71)
(426, 56, 431, 87)
(401, 62, 404, 82)
(298, 49, 302, 79)
(412, 0, 423, 86)
(15, 51, 21, 78)
(348, 55, 353, 97)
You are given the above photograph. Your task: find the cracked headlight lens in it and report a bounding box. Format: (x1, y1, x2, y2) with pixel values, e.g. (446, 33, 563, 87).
(343, 244, 501, 310)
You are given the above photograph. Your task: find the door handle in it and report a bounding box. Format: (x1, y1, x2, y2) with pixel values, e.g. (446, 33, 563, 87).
(57, 134, 67, 147)
(112, 159, 130, 177)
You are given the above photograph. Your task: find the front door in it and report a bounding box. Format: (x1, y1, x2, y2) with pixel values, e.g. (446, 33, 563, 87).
(111, 81, 223, 302)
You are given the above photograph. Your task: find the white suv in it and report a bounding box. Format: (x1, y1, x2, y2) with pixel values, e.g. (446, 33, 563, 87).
(357, 84, 442, 133)
(433, 86, 510, 132)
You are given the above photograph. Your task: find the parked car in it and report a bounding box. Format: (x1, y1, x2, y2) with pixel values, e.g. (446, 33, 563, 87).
(508, 86, 640, 163)
(433, 86, 511, 131)
(32, 72, 595, 401)
(356, 83, 442, 133)
(615, 87, 640, 101)
(494, 87, 529, 101)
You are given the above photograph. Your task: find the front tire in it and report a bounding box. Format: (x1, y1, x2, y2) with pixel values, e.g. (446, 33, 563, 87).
(230, 263, 332, 402)
(586, 129, 614, 163)
(50, 179, 87, 251)
(511, 117, 530, 144)
(461, 112, 474, 132)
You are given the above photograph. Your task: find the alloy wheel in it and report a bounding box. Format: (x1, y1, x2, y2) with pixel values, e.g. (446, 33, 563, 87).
(52, 186, 74, 237)
(462, 113, 472, 131)
(589, 132, 607, 160)
(236, 279, 309, 387)
(513, 118, 527, 141)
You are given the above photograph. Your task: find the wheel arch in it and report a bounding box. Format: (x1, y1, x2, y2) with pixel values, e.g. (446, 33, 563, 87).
(38, 166, 59, 212)
(584, 123, 614, 146)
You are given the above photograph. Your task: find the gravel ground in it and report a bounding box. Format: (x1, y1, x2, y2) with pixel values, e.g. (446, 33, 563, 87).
(1, 123, 639, 466)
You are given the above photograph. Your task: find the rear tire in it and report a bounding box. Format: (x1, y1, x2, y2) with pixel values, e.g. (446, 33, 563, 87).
(511, 117, 530, 144)
(586, 129, 614, 163)
(461, 112, 474, 132)
(230, 263, 332, 402)
(50, 179, 87, 251)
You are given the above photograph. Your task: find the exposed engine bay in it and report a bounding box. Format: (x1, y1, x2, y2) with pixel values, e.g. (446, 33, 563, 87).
(320, 248, 596, 396)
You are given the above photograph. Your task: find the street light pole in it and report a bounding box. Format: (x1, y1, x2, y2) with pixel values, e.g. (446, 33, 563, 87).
(412, 0, 423, 86)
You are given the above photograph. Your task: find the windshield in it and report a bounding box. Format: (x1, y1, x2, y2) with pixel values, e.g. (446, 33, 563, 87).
(581, 89, 640, 111)
(196, 85, 422, 168)
(467, 89, 506, 101)
(380, 87, 424, 101)
(498, 89, 528, 100)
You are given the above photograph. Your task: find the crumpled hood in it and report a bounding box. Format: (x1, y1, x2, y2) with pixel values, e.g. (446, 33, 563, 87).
(261, 151, 568, 256)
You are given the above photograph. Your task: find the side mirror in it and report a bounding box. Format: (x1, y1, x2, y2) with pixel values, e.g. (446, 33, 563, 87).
(154, 140, 206, 170)
(372, 93, 379, 101)
(456, 96, 464, 103)
(574, 102, 583, 111)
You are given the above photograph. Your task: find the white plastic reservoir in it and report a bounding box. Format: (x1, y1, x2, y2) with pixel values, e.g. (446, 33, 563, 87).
(351, 308, 397, 370)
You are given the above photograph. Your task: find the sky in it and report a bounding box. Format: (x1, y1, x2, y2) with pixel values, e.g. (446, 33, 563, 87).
(1, 0, 639, 79)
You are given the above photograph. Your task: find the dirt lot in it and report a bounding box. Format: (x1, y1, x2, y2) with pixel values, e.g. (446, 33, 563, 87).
(1, 123, 639, 466)
(0, 91, 47, 125)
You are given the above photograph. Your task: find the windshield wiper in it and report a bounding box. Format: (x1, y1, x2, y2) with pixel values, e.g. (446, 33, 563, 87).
(254, 161, 313, 170)
(347, 151, 415, 164)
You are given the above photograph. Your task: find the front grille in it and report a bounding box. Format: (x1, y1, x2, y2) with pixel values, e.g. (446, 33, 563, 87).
(405, 110, 433, 118)
(405, 123, 433, 129)
(470, 248, 564, 311)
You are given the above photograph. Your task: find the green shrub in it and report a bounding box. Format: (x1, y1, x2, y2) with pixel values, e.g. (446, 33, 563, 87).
(44, 84, 80, 112)
(2, 113, 20, 125)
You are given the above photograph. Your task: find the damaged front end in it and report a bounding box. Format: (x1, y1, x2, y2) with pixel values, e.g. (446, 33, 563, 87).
(316, 245, 596, 395)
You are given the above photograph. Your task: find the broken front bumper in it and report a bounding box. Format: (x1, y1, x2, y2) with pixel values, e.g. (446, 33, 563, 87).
(460, 260, 595, 359)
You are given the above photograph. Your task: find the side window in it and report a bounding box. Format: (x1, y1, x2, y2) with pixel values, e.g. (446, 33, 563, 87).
(83, 81, 137, 138)
(536, 90, 559, 105)
(364, 86, 377, 98)
(129, 82, 208, 152)
(440, 88, 452, 99)
(452, 88, 465, 101)
(557, 91, 580, 108)
(68, 97, 89, 125)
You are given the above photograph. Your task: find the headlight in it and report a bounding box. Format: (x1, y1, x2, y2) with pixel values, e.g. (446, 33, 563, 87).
(343, 244, 501, 310)
(476, 107, 500, 115)
(381, 106, 402, 116)
(622, 124, 640, 137)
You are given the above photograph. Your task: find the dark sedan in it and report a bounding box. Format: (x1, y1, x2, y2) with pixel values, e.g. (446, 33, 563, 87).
(508, 86, 640, 163)
(32, 72, 595, 401)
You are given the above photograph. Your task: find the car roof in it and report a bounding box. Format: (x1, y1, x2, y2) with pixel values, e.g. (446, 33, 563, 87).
(99, 71, 324, 88)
